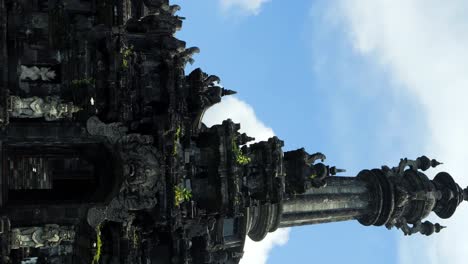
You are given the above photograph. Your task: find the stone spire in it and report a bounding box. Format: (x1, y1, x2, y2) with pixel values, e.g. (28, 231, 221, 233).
(245, 154, 467, 240)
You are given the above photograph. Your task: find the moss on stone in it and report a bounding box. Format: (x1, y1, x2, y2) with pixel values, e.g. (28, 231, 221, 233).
(91, 224, 102, 264)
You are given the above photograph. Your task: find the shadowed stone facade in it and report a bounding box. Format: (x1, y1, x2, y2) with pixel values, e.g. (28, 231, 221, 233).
(0, 0, 466, 263)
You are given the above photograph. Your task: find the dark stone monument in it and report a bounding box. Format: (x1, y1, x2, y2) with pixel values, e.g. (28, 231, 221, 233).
(0, 0, 466, 263)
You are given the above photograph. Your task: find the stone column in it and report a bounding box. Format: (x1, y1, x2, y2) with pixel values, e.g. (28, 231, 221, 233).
(280, 177, 370, 227)
(246, 156, 468, 241)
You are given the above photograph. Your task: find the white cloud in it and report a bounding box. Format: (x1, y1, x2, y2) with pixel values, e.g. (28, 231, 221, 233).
(203, 96, 274, 141)
(220, 0, 270, 15)
(240, 228, 290, 264)
(202, 96, 290, 264)
(334, 1, 468, 264)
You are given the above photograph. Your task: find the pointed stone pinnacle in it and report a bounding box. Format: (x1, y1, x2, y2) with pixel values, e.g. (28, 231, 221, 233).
(222, 89, 237, 96)
(431, 159, 443, 168)
(434, 224, 446, 233)
(415, 156, 443, 171)
(329, 167, 346, 175)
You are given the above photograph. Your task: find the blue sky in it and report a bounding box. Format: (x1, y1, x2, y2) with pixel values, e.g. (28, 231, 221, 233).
(173, 1, 468, 263)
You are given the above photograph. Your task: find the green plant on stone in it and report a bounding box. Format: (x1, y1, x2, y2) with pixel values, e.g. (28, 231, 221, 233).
(71, 78, 95, 88)
(174, 185, 192, 207)
(232, 138, 251, 165)
(121, 45, 134, 69)
(236, 155, 251, 165)
(91, 224, 102, 264)
(175, 126, 182, 138)
(132, 228, 139, 249)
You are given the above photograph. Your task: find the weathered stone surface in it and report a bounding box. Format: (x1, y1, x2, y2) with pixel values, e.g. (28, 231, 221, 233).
(0, 1, 466, 264)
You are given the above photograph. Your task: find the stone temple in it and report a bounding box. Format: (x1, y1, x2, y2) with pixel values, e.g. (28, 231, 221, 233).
(0, 0, 466, 263)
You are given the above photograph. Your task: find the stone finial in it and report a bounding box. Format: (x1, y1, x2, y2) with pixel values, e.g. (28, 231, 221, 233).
(238, 133, 254, 145)
(415, 156, 443, 171)
(393, 156, 443, 174)
(431, 159, 443, 168)
(329, 167, 346, 175)
(397, 220, 446, 236)
(434, 223, 446, 233)
(420, 222, 446, 236)
(222, 89, 237, 96)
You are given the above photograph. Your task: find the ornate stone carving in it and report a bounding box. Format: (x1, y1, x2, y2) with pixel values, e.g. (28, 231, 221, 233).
(394, 218, 445, 236)
(19, 66, 56, 81)
(306, 152, 326, 164)
(8, 96, 82, 121)
(86, 116, 162, 227)
(10, 225, 75, 249)
(187, 68, 236, 111)
(382, 155, 443, 177)
(1, 1, 468, 262)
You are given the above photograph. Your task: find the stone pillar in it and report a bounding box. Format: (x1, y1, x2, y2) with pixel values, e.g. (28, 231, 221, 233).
(280, 177, 370, 227)
(245, 177, 371, 241)
(246, 156, 468, 241)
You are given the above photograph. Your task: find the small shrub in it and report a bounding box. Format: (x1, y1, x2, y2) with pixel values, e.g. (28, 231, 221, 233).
(121, 45, 134, 69)
(232, 138, 251, 165)
(175, 186, 192, 207)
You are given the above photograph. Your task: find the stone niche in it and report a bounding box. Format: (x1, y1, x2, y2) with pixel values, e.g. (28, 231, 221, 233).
(1, 142, 117, 207)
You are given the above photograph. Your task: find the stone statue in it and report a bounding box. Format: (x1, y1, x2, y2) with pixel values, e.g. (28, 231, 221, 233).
(8, 96, 82, 121)
(19, 65, 56, 81)
(10, 225, 75, 249)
